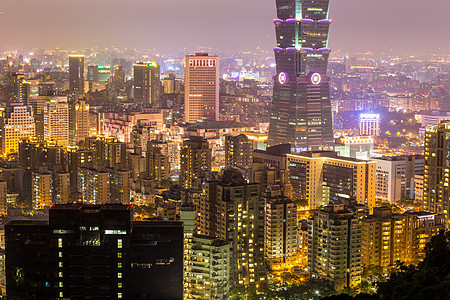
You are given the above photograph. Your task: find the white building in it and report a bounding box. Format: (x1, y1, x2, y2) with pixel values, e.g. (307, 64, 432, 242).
(359, 113, 380, 136)
(335, 136, 374, 160)
(372, 155, 424, 204)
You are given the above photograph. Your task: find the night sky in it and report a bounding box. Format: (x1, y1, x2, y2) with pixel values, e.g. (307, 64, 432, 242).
(0, 0, 449, 54)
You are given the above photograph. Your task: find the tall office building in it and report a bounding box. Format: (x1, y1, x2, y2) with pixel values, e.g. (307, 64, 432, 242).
(44, 98, 69, 147)
(6, 204, 184, 299)
(180, 137, 212, 189)
(287, 151, 376, 211)
(184, 53, 219, 123)
(424, 120, 450, 227)
(268, 1, 334, 151)
(133, 61, 161, 106)
(69, 100, 90, 146)
(69, 55, 84, 93)
(0, 103, 36, 156)
(308, 200, 362, 290)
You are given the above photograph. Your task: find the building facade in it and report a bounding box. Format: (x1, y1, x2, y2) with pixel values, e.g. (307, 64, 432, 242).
(287, 151, 376, 211)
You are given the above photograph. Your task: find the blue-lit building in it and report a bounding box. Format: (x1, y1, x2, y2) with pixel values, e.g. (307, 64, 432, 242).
(268, 0, 334, 151)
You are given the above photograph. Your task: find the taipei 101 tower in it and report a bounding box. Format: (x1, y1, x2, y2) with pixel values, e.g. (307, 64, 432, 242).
(268, 0, 334, 151)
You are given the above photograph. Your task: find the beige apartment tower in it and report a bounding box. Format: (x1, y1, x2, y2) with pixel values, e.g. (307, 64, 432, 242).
(184, 53, 219, 123)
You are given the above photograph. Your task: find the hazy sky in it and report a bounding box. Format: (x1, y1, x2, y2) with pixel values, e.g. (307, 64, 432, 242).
(0, 0, 449, 54)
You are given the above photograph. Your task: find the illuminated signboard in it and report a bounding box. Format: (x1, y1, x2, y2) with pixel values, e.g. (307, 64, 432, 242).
(309, 72, 321, 85)
(147, 61, 158, 68)
(360, 113, 380, 119)
(278, 72, 288, 85)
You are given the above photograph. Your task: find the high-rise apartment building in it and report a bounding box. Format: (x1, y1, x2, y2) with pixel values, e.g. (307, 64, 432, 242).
(32, 171, 53, 210)
(263, 186, 297, 268)
(180, 137, 211, 189)
(308, 200, 362, 290)
(164, 72, 176, 94)
(133, 61, 161, 106)
(181, 204, 230, 300)
(359, 113, 380, 136)
(225, 134, 253, 176)
(361, 207, 445, 274)
(5, 204, 184, 299)
(85, 136, 127, 169)
(147, 144, 171, 182)
(109, 168, 131, 204)
(184, 53, 219, 123)
(268, 1, 334, 150)
(0, 103, 36, 155)
(287, 151, 376, 211)
(53, 172, 70, 204)
(78, 168, 110, 204)
(424, 120, 450, 227)
(0, 181, 7, 216)
(372, 155, 424, 204)
(44, 97, 69, 147)
(68, 55, 84, 93)
(69, 100, 90, 147)
(198, 169, 266, 285)
(251, 144, 290, 197)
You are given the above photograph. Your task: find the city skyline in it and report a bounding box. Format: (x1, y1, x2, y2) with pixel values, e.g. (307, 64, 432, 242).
(0, 0, 449, 54)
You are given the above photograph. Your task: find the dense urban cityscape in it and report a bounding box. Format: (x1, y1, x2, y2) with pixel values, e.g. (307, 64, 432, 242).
(0, 0, 449, 299)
